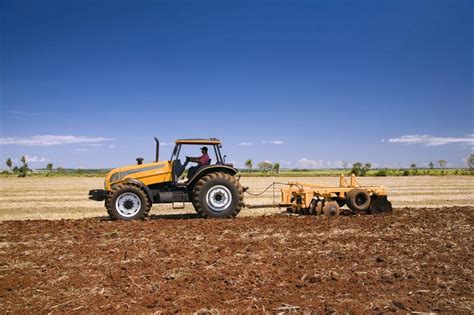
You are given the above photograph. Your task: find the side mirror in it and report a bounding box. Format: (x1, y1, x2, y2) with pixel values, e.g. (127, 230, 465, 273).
(223, 155, 227, 163)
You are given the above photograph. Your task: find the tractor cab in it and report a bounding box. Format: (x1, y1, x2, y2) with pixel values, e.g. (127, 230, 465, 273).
(169, 138, 229, 183)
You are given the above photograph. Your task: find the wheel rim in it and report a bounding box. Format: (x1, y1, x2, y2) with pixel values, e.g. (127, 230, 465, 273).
(355, 193, 368, 206)
(115, 192, 141, 217)
(206, 185, 232, 212)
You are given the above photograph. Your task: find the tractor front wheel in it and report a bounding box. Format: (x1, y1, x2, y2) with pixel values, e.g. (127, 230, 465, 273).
(106, 184, 151, 220)
(192, 172, 243, 218)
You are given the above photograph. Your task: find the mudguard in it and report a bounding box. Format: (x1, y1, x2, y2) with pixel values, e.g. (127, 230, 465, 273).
(186, 164, 238, 187)
(113, 178, 154, 202)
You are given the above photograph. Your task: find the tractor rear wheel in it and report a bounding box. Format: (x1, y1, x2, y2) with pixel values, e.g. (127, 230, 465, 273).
(346, 189, 371, 212)
(106, 184, 151, 220)
(192, 172, 243, 218)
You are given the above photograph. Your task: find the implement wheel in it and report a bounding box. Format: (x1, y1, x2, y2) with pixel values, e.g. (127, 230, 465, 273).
(346, 189, 371, 212)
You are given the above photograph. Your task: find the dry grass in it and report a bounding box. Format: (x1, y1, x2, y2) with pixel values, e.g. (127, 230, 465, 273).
(0, 176, 473, 220)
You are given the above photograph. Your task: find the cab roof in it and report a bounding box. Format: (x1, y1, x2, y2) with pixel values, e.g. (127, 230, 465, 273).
(175, 138, 221, 145)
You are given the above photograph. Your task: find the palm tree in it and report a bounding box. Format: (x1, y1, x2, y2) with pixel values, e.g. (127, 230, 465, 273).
(46, 163, 53, 174)
(5, 158, 12, 173)
(19, 156, 28, 178)
(438, 160, 446, 169)
(273, 162, 280, 174)
(428, 161, 434, 169)
(245, 159, 253, 174)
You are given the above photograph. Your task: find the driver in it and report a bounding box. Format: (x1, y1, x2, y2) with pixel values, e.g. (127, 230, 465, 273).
(187, 146, 210, 179)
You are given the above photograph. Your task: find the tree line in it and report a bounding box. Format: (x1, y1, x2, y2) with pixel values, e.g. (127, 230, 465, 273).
(244, 159, 280, 174)
(242, 154, 474, 175)
(4, 157, 54, 177)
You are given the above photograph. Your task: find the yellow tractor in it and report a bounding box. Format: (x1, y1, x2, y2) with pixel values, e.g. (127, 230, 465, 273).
(89, 138, 244, 220)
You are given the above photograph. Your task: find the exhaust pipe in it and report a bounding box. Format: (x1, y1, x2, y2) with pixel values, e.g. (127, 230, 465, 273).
(154, 137, 160, 162)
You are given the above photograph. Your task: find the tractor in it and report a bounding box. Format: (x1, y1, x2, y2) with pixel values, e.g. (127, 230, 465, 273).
(89, 138, 244, 220)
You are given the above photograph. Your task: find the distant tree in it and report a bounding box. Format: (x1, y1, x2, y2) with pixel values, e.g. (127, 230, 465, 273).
(352, 162, 371, 176)
(342, 161, 348, 170)
(351, 162, 363, 176)
(18, 155, 29, 178)
(438, 160, 446, 169)
(245, 159, 253, 174)
(5, 158, 12, 173)
(273, 162, 280, 174)
(258, 161, 273, 173)
(12, 166, 19, 173)
(57, 167, 66, 174)
(428, 161, 434, 169)
(410, 163, 417, 175)
(46, 163, 53, 174)
(467, 154, 474, 169)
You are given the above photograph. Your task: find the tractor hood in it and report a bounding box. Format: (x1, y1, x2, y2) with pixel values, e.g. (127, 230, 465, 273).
(105, 160, 172, 190)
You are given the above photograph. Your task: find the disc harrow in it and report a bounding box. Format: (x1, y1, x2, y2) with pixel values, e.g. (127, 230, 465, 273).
(245, 174, 392, 217)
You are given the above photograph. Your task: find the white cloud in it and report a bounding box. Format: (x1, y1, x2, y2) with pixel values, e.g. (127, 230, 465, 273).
(299, 158, 324, 168)
(108, 145, 127, 149)
(262, 140, 284, 145)
(386, 134, 474, 146)
(82, 143, 103, 147)
(238, 142, 255, 146)
(298, 158, 345, 169)
(0, 135, 114, 146)
(7, 110, 42, 117)
(74, 148, 90, 152)
(25, 155, 49, 163)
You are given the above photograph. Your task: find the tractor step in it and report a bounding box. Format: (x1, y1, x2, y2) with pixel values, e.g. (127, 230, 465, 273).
(172, 202, 185, 209)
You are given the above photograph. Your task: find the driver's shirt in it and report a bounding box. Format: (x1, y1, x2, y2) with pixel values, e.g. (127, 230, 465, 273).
(198, 153, 210, 166)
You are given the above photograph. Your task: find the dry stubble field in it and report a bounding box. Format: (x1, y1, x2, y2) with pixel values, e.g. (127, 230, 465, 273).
(0, 176, 473, 220)
(0, 176, 473, 313)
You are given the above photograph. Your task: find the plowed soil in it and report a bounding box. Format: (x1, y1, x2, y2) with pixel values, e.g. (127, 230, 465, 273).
(1, 207, 473, 314)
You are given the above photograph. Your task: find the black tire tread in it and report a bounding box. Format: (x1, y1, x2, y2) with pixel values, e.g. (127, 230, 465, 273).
(106, 183, 151, 220)
(346, 188, 370, 212)
(192, 172, 243, 218)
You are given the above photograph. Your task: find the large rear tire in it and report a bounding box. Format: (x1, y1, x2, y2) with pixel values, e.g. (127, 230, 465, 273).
(106, 184, 151, 220)
(192, 172, 243, 218)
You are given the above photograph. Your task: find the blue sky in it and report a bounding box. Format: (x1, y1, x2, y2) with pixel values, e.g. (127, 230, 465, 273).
(1, 0, 472, 169)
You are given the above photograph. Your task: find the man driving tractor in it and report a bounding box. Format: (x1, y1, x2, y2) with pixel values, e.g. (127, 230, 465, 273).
(186, 146, 210, 178)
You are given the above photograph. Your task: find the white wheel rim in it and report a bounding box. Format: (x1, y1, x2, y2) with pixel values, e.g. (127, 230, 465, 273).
(115, 192, 141, 217)
(206, 185, 232, 212)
